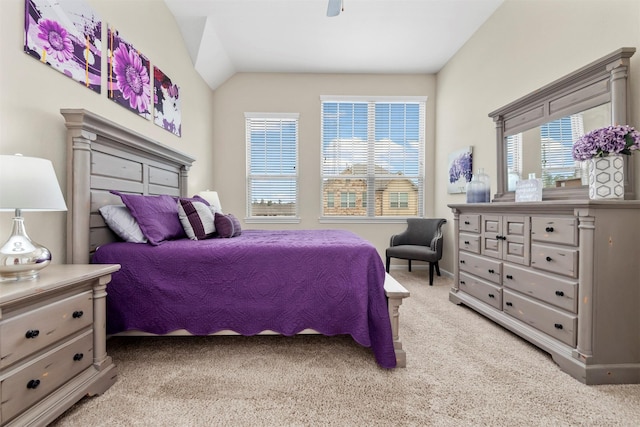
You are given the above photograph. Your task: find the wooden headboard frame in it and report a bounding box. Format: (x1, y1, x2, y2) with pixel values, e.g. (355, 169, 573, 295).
(62, 109, 195, 264)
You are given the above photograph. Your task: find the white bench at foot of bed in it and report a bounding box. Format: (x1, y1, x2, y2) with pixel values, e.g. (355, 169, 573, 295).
(113, 274, 410, 367)
(383, 272, 410, 368)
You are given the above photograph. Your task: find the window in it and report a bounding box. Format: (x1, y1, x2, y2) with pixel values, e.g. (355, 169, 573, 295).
(390, 192, 408, 209)
(539, 115, 584, 185)
(327, 192, 335, 208)
(341, 192, 356, 208)
(507, 113, 585, 188)
(321, 96, 425, 218)
(245, 113, 299, 219)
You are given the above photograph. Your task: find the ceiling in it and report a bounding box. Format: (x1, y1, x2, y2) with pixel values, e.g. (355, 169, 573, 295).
(164, 0, 504, 90)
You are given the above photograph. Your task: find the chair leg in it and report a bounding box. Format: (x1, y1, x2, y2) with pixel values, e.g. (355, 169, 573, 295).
(435, 261, 441, 276)
(386, 257, 390, 273)
(408, 259, 412, 272)
(429, 263, 434, 286)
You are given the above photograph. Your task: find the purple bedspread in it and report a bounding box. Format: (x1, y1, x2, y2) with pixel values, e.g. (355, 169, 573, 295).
(92, 229, 396, 368)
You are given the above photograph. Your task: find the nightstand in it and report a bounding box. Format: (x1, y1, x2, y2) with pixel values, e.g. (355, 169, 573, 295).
(0, 264, 120, 426)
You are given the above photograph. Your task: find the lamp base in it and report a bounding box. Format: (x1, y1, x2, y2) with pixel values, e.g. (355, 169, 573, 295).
(0, 216, 51, 282)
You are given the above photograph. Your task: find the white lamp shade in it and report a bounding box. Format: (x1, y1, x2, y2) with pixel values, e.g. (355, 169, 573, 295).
(0, 155, 67, 211)
(198, 190, 222, 213)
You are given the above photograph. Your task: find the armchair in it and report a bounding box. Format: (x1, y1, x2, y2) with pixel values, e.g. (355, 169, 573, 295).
(385, 218, 447, 286)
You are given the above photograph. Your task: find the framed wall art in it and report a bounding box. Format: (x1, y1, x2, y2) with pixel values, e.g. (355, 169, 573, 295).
(448, 146, 473, 194)
(24, 0, 102, 93)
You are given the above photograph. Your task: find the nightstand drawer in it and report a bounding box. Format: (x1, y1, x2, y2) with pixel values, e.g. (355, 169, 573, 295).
(503, 289, 577, 347)
(531, 217, 577, 246)
(1, 330, 93, 423)
(0, 291, 93, 369)
(459, 233, 480, 253)
(459, 273, 502, 309)
(531, 243, 578, 278)
(459, 252, 502, 284)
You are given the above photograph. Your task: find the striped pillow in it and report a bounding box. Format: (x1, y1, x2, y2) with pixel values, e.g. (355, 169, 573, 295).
(177, 199, 216, 240)
(214, 212, 242, 238)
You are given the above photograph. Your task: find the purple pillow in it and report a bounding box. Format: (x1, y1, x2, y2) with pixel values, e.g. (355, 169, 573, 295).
(111, 191, 185, 245)
(214, 212, 242, 238)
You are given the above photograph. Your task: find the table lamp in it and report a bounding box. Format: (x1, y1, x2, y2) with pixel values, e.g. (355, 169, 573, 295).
(0, 154, 68, 281)
(198, 190, 222, 213)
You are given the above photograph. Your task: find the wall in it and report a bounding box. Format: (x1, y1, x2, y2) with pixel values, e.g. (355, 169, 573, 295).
(211, 73, 437, 259)
(0, 0, 215, 264)
(435, 0, 640, 274)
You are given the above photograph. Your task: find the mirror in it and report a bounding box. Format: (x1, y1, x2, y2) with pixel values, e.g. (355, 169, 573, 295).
(506, 103, 611, 191)
(490, 47, 635, 201)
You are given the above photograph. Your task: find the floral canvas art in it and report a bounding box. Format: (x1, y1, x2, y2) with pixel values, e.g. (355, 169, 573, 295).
(108, 27, 151, 119)
(153, 66, 181, 137)
(24, 0, 102, 93)
(447, 146, 473, 194)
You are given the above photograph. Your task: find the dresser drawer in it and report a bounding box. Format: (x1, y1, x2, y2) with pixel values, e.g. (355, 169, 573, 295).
(503, 264, 578, 313)
(459, 252, 502, 284)
(459, 272, 502, 309)
(459, 214, 480, 233)
(1, 330, 93, 423)
(0, 291, 93, 369)
(503, 289, 577, 347)
(531, 217, 577, 246)
(459, 233, 480, 253)
(530, 244, 578, 278)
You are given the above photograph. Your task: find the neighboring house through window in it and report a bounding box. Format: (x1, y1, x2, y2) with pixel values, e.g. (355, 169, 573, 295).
(320, 96, 426, 219)
(245, 112, 299, 220)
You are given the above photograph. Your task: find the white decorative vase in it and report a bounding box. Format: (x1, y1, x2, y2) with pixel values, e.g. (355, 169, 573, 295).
(588, 155, 624, 200)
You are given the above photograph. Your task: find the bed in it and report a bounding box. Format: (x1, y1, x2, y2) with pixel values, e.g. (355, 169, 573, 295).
(62, 108, 410, 368)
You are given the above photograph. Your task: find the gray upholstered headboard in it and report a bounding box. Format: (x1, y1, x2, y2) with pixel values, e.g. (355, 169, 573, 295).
(62, 109, 195, 264)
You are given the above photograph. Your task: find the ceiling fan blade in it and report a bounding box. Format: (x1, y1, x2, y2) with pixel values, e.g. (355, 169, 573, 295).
(327, 0, 342, 17)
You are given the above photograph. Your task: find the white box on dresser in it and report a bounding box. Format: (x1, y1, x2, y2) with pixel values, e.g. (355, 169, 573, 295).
(0, 264, 120, 426)
(449, 200, 640, 385)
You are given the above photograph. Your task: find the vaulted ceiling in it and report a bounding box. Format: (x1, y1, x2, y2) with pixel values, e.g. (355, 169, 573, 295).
(164, 0, 504, 90)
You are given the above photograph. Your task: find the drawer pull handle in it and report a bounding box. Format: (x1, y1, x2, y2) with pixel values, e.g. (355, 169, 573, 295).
(555, 290, 565, 297)
(506, 274, 513, 280)
(464, 241, 470, 245)
(27, 379, 41, 389)
(488, 269, 495, 274)
(464, 221, 470, 225)
(25, 329, 40, 339)
(73, 310, 84, 319)
(73, 353, 84, 361)
(545, 226, 554, 232)
(488, 293, 495, 298)
(460, 280, 466, 285)
(460, 260, 466, 264)
(546, 256, 553, 262)
(505, 302, 513, 306)
(554, 323, 563, 330)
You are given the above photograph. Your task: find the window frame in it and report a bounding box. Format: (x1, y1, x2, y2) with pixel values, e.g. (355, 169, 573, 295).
(319, 95, 426, 223)
(245, 112, 300, 224)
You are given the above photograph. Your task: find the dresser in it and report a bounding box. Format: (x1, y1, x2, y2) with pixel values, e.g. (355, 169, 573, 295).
(449, 201, 640, 384)
(0, 264, 120, 426)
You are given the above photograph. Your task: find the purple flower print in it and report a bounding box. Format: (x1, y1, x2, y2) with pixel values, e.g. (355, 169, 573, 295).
(113, 43, 150, 113)
(449, 151, 473, 183)
(37, 19, 73, 63)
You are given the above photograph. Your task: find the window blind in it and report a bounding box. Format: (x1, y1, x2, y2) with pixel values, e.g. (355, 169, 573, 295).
(245, 113, 299, 218)
(321, 97, 425, 218)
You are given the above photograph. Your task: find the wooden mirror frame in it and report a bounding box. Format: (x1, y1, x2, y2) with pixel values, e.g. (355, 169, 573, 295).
(489, 47, 636, 202)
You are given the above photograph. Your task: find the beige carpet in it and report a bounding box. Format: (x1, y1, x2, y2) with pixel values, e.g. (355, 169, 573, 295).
(51, 271, 640, 426)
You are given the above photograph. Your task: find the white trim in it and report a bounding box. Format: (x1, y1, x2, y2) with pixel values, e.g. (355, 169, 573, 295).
(320, 95, 428, 102)
(244, 112, 300, 119)
(245, 217, 301, 224)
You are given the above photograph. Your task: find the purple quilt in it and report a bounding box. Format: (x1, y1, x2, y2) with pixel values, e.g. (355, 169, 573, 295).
(92, 229, 396, 368)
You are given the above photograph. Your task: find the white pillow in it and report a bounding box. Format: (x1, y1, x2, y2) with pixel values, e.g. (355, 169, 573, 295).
(99, 205, 148, 243)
